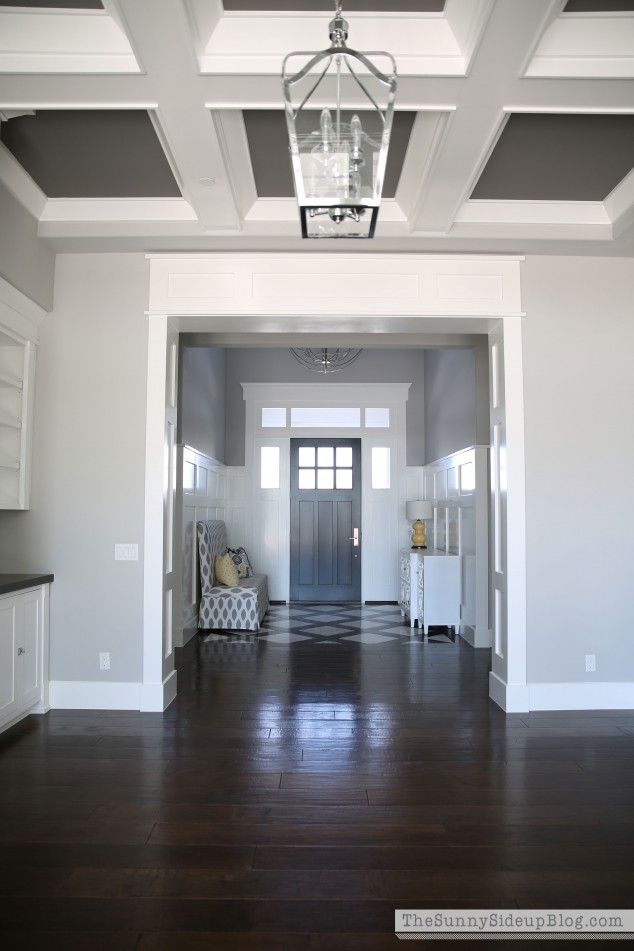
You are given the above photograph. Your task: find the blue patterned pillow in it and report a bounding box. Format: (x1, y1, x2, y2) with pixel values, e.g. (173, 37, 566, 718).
(227, 546, 253, 578)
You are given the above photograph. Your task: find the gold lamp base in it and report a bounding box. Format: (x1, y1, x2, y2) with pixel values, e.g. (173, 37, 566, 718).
(410, 519, 427, 549)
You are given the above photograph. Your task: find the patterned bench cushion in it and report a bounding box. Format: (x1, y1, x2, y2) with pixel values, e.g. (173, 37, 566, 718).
(197, 520, 269, 631)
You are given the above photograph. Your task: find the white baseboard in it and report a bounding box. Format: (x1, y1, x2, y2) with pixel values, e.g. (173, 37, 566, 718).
(489, 672, 531, 711)
(489, 672, 634, 712)
(49, 680, 141, 710)
(528, 681, 634, 711)
(139, 670, 178, 712)
(49, 670, 178, 712)
(460, 623, 491, 648)
(173, 619, 198, 648)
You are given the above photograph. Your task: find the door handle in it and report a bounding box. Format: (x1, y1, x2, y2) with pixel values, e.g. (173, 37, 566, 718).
(348, 527, 359, 547)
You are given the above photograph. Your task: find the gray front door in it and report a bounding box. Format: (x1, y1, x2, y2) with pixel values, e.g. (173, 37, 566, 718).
(290, 438, 362, 601)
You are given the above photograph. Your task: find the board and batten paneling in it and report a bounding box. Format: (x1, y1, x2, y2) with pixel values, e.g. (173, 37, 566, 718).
(422, 446, 490, 647)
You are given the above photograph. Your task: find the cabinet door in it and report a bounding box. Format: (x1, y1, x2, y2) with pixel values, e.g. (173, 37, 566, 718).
(0, 597, 18, 722)
(19, 590, 41, 708)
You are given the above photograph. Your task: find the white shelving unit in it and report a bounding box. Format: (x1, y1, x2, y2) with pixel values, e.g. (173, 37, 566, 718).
(0, 326, 35, 509)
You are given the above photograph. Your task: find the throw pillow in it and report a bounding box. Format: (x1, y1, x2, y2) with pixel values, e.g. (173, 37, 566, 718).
(227, 546, 253, 578)
(214, 553, 240, 586)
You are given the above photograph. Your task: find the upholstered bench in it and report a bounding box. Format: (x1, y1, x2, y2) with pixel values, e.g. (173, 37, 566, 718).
(196, 519, 269, 631)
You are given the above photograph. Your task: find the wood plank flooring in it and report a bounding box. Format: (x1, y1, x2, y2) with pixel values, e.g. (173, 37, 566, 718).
(1, 603, 634, 949)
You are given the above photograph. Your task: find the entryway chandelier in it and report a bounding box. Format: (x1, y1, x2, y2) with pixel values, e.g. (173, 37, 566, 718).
(290, 348, 362, 374)
(282, 1, 397, 238)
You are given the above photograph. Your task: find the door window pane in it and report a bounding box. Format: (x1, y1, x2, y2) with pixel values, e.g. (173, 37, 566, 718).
(298, 468, 315, 490)
(317, 446, 334, 467)
(298, 446, 315, 467)
(317, 469, 334, 489)
(336, 446, 352, 467)
(336, 469, 353, 489)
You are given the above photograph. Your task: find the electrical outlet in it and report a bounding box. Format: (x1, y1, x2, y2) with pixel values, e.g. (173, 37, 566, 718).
(585, 654, 596, 673)
(99, 652, 110, 671)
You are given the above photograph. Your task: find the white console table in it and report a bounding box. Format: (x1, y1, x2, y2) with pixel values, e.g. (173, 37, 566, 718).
(399, 548, 460, 635)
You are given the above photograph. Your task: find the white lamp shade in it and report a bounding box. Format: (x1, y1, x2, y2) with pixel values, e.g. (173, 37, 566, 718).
(406, 500, 433, 521)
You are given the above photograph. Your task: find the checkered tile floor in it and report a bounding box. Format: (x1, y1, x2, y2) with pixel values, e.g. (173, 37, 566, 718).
(202, 603, 456, 646)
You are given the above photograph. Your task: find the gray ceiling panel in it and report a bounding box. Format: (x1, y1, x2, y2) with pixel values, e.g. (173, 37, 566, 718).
(471, 114, 634, 202)
(243, 110, 416, 198)
(223, 1, 444, 11)
(563, 1, 634, 11)
(3, 1, 103, 8)
(0, 111, 181, 199)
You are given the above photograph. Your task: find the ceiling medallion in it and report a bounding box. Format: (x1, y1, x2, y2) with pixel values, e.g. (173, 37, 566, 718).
(282, 1, 397, 239)
(290, 348, 362, 374)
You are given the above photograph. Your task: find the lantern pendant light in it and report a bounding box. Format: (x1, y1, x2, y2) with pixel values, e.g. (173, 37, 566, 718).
(282, 1, 397, 239)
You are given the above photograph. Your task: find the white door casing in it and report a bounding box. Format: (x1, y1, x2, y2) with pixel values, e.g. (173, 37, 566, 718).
(141, 315, 178, 712)
(144, 253, 526, 711)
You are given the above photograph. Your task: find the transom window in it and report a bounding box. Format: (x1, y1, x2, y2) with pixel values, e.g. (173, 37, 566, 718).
(261, 406, 390, 429)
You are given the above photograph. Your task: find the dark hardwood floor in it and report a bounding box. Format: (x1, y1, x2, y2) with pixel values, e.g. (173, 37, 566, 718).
(1, 603, 633, 949)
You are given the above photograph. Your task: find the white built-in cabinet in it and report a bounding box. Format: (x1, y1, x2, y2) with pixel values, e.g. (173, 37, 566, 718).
(399, 548, 461, 634)
(0, 326, 35, 509)
(0, 583, 50, 733)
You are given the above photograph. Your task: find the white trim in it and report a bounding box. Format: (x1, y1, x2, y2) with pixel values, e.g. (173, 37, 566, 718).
(0, 9, 140, 75)
(49, 680, 141, 711)
(460, 624, 492, 650)
(143, 315, 168, 687)
(0, 275, 47, 341)
(40, 198, 198, 223)
(528, 682, 634, 712)
(489, 673, 634, 712)
(147, 254, 524, 318)
(456, 200, 610, 226)
(139, 670, 178, 713)
(525, 13, 634, 79)
(489, 671, 530, 712)
(0, 141, 46, 220)
(48, 671, 178, 713)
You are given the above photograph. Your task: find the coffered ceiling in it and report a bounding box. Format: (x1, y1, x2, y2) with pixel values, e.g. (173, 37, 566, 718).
(0, 0, 633, 255)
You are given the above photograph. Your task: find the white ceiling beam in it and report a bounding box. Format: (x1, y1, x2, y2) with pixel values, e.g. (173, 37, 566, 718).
(113, 0, 242, 232)
(412, 0, 563, 234)
(201, 11, 465, 76)
(0, 8, 139, 74)
(526, 11, 634, 78)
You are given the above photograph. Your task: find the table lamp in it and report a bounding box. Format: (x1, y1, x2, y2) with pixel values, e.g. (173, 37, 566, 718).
(406, 500, 433, 549)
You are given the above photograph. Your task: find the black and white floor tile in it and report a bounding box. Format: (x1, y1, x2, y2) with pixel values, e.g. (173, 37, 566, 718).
(202, 603, 456, 646)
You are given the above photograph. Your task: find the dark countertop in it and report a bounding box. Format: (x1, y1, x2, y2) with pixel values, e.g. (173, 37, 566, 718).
(0, 573, 54, 596)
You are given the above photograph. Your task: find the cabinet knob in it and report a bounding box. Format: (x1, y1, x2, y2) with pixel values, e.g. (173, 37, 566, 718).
(17, 647, 26, 655)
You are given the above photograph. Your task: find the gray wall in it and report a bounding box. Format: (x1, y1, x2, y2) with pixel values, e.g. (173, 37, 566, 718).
(3, 251, 632, 696)
(423, 348, 478, 463)
(0, 181, 55, 312)
(178, 344, 226, 463)
(0, 253, 149, 684)
(224, 347, 426, 466)
(521, 255, 634, 685)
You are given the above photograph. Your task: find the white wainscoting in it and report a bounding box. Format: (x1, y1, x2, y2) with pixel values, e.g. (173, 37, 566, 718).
(422, 446, 490, 647)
